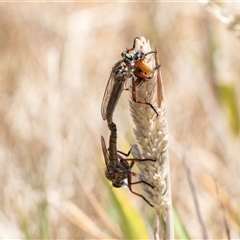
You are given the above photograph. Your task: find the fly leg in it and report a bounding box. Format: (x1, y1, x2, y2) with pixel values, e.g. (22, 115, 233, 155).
(131, 76, 158, 116)
(127, 171, 154, 207)
(125, 37, 140, 53)
(117, 150, 156, 162)
(121, 160, 155, 189)
(148, 63, 161, 78)
(121, 83, 158, 116)
(117, 149, 131, 157)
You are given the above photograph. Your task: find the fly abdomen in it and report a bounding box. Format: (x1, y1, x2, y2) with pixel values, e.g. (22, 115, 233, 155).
(108, 121, 118, 162)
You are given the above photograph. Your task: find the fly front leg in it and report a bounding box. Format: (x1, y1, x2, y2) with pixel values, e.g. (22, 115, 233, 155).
(125, 37, 140, 53)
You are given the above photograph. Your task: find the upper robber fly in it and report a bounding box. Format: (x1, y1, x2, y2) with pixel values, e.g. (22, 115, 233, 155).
(122, 37, 159, 85)
(101, 37, 160, 122)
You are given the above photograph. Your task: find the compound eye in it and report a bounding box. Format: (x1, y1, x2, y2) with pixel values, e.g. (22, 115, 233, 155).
(135, 51, 143, 59)
(113, 181, 124, 188)
(125, 53, 133, 60)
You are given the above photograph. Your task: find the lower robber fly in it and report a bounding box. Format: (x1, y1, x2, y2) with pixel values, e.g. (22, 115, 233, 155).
(101, 37, 160, 121)
(101, 120, 156, 207)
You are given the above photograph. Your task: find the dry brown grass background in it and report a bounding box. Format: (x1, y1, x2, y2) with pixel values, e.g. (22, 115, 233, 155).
(0, 2, 240, 239)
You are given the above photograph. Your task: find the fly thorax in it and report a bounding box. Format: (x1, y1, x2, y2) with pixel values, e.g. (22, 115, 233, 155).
(105, 168, 114, 181)
(115, 62, 128, 78)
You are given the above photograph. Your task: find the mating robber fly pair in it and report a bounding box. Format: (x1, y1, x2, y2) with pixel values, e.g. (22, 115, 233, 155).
(101, 37, 160, 207)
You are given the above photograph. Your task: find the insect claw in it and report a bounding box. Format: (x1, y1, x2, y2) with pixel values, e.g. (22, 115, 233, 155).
(142, 196, 154, 207)
(142, 97, 159, 116)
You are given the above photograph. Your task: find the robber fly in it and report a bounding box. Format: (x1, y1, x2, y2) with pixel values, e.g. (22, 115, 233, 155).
(122, 37, 159, 85)
(101, 37, 160, 121)
(101, 120, 155, 207)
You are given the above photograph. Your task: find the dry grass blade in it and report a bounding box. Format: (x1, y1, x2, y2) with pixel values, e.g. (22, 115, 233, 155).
(155, 46, 164, 108)
(200, 1, 240, 38)
(154, 217, 160, 240)
(128, 37, 173, 239)
(215, 181, 231, 240)
(50, 196, 112, 240)
(73, 168, 122, 239)
(182, 152, 208, 240)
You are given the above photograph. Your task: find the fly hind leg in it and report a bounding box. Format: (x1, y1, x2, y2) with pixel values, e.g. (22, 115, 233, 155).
(127, 173, 154, 207)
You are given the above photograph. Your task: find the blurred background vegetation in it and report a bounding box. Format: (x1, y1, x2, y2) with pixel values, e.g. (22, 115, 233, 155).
(0, 2, 240, 239)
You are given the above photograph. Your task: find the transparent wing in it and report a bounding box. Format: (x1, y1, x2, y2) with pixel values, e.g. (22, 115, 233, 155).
(101, 135, 110, 168)
(101, 60, 127, 120)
